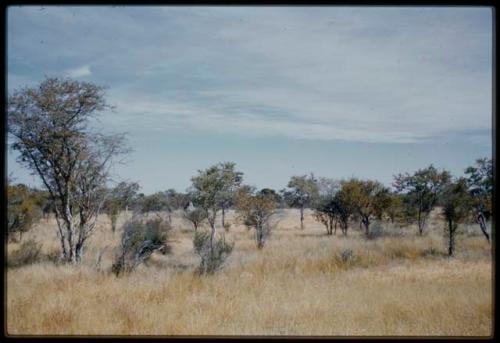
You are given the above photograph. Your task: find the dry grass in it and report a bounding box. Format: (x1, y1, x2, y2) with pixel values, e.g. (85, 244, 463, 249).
(6, 209, 493, 336)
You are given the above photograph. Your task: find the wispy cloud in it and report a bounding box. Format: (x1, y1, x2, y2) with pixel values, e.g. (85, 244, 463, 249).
(65, 65, 91, 78)
(7, 6, 492, 144)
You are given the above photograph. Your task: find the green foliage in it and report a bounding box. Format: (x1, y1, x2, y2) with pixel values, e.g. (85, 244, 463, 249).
(465, 157, 492, 219)
(183, 205, 208, 231)
(441, 178, 473, 256)
(193, 231, 233, 274)
(285, 174, 319, 209)
(393, 165, 451, 235)
(112, 216, 171, 275)
(8, 238, 42, 268)
(236, 188, 277, 248)
(7, 184, 43, 241)
(338, 178, 390, 237)
(190, 162, 244, 229)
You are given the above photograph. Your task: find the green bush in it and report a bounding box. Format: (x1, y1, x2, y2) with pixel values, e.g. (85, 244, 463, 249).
(8, 238, 42, 268)
(193, 231, 233, 275)
(112, 216, 171, 276)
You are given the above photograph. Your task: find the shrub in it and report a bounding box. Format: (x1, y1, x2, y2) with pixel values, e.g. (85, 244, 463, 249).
(7, 184, 42, 242)
(366, 221, 384, 240)
(112, 216, 171, 276)
(8, 238, 42, 268)
(334, 248, 358, 268)
(193, 231, 233, 275)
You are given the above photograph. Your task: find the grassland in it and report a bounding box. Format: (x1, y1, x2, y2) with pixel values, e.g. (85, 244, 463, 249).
(6, 209, 492, 336)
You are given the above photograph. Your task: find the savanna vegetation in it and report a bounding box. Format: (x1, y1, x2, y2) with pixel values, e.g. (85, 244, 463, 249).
(6, 78, 493, 336)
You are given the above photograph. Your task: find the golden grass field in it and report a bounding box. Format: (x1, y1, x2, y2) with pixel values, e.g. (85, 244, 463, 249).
(6, 208, 493, 336)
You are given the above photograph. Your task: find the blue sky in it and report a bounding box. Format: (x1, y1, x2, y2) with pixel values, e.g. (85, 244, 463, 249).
(7, 6, 493, 194)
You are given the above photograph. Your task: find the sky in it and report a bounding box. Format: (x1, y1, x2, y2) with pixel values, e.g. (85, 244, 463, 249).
(6, 6, 493, 194)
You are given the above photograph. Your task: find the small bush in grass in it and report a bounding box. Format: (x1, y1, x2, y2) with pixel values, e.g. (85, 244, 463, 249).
(193, 231, 233, 275)
(334, 248, 359, 269)
(8, 238, 42, 267)
(366, 221, 384, 240)
(112, 215, 171, 276)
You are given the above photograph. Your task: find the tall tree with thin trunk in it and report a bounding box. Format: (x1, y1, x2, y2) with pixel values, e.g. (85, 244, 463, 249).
(8, 77, 128, 263)
(441, 178, 472, 256)
(393, 165, 451, 235)
(190, 162, 243, 251)
(465, 158, 492, 242)
(217, 162, 243, 230)
(339, 178, 390, 238)
(285, 174, 319, 230)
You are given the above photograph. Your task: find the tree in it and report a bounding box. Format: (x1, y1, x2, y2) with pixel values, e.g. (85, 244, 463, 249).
(385, 192, 405, 224)
(393, 165, 451, 235)
(441, 178, 472, 256)
(236, 188, 278, 248)
(313, 178, 340, 235)
(141, 192, 168, 214)
(7, 77, 128, 263)
(465, 158, 492, 242)
(163, 189, 190, 224)
(190, 162, 243, 251)
(182, 199, 208, 231)
(7, 183, 42, 242)
(340, 179, 390, 238)
(113, 181, 140, 214)
(285, 174, 319, 230)
(216, 162, 244, 229)
(332, 184, 356, 236)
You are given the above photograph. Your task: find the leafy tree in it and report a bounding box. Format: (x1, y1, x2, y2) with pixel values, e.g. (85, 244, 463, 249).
(7, 183, 42, 242)
(340, 179, 390, 238)
(163, 189, 190, 224)
(441, 178, 472, 256)
(465, 158, 492, 242)
(313, 178, 341, 235)
(236, 188, 278, 248)
(332, 184, 356, 236)
(393, 165, 451, 235)
(385, 192, 405, 224)
(216, 162, 244, 229)
(113, 181, 140, 214)
(190, 162, 243, 250)
(182, 199, 208, 231)
(7, 77, 128, 263)
(141, 192, 168, 214)
(285, 174, 319, 230)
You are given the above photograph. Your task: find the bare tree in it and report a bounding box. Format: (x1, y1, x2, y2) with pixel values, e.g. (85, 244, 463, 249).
(7, 77, 128, 263)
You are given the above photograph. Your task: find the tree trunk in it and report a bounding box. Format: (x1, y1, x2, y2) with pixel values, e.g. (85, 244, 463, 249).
(300, 206, 304, 230)
(334, 220, 338, 235)
(417, 208, 423, 235)
(221, 207, 226, 229)
(448, 220, 455, 256)
(477, 212, 490, 243)
(209, 210, 217, 252)
(363, 217, 370, 237)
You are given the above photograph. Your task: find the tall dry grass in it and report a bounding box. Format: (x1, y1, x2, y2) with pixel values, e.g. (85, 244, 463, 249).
(6, 209, 492, 336)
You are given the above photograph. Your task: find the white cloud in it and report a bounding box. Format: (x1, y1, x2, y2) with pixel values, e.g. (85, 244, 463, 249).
(65, 65, 91, 78)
